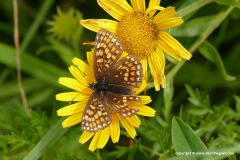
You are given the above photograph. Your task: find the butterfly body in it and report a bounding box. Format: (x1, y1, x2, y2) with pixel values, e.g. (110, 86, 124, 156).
(89, 82, 134, 95)
(81, 29, 143, 132)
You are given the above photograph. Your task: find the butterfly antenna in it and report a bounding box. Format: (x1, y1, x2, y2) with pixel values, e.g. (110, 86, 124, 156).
(69, 65, 93, 104)
(74, 64, 92, 85)
(69, 87, 89, 104)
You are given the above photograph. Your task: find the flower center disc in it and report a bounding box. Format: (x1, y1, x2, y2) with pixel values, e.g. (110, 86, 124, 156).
(116, 13, 158, 59)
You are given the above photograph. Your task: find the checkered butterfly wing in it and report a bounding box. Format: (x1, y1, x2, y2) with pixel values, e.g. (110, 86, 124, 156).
(94, 29, 123, 82)
(94, 29, 143, 87)
(106, 55, 143, 87)
(105, 92, 140, 117)
(81, 92, 112, 132)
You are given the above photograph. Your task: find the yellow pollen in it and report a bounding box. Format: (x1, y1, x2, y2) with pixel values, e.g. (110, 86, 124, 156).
(116, 13, 158, 59)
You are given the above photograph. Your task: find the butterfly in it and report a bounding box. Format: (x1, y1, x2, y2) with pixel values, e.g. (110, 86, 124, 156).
(81, 29, 143, 132)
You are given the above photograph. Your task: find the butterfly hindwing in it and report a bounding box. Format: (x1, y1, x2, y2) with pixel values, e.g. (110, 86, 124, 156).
(105, 92, 140, 117)
(81, 92, 112, 132)
(106, 55, 143, 87)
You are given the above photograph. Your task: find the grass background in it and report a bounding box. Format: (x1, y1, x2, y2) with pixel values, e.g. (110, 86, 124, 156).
(0, 0, 240, 159)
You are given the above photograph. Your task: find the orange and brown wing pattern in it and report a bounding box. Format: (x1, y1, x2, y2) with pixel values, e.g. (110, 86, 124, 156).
(81, 92, 112, 132)
(105, 92, 140, 117)
(106, 55, 143, 87)
(94, 29, 123, 82)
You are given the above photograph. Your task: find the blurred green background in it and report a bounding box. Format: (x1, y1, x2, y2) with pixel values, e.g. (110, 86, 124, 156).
(0, 0, 240, 159)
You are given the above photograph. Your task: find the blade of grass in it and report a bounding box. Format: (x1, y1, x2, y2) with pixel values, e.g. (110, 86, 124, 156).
(177, 0, 214, 17)
(23, 117, 68, 160)
(0, 78, 46, 99)
(20, 0, 54, 51)
(0, 43, 69, 88)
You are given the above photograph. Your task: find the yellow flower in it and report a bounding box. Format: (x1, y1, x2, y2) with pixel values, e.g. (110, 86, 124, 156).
(80, 0, 192, 91)
(56, 50, 155, 151)
(48, 7, 82, 40)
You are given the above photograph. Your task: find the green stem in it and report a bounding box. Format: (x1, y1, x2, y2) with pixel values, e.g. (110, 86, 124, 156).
(177, 0, 214, 17)
(72, 40, 81, 58)
(20, 0, 54, 51)
(96, 150, 102, 160)
(189, 7, 234, 54)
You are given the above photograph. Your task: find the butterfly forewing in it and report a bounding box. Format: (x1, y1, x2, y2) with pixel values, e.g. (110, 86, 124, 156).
(94, 29, 123, 82)
(81, 92, 112, 132)
(106, 55, 143, 87)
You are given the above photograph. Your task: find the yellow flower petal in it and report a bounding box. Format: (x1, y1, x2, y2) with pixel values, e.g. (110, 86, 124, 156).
(80, 19, 118, 33)
(56, 92, 89, 102)
(98, 127, 110, 148)
(119, 51, 128, 61)
(146, 0, 162, 16)
(130, 0, 146, 13)
(129, 95, 152, 106)
(155, 45, 165, 68)
(148, 49, 166, 90)
(57, 102, 85, 116)
(140, 58, 148, 85)
(79, 131, 95, 144)
(153, 6, 177, 23)
(149, 0, 161, 7)
(118, 115, 136, 138)
(145, 6, 164, 16)
(126, 115, 140, 127)
(87, 49, 94, 70)
(157, 40, 181, 61)
(58, 77, 86, 92)
(158, 31, 191, 60)
(68, 66, 88, 87)
(89, 131, 101, 151)
(110, 115, 120, 143)
(97, 0, 133, 21)
(135, 79, 147, 94)
(156, 17, 183, 30)
(72, 57, 95, 82)
(139, 95, 152, 104)
(62, 113, 83, 127)
(137, 105, 156, 117)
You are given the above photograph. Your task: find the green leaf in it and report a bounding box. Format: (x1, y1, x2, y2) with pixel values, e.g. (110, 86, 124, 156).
(187, 108, 209, 116)
(198, 41, 236, 81)
(185, 84, 202, 106)
(20, 0, 55, 51)
(214, 0, 240, 8)
(233, 95, 240, 113)
(23, 117, 68, 160)
(172, 117, 214, 160)
(171, 15, 216, 37)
